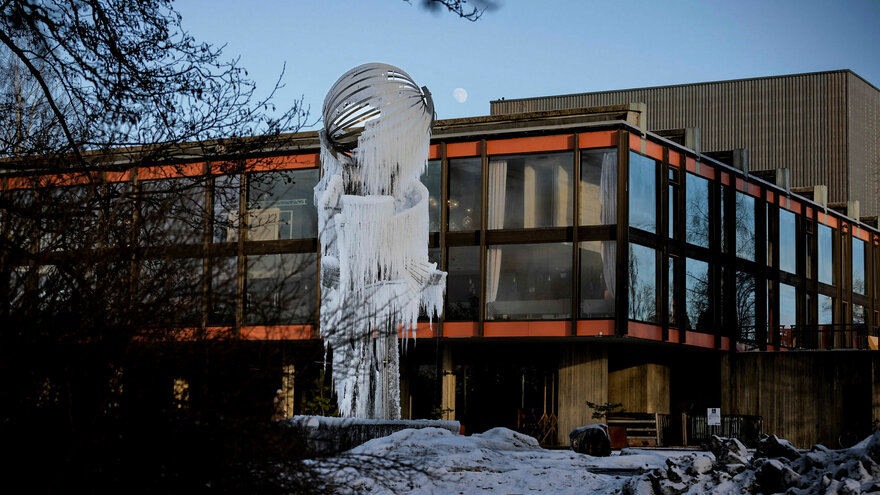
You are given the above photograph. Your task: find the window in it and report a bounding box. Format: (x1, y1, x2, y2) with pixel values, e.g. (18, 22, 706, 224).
(628, 152, 657, 233)
(486, 243, 571, 320)
(629, 243, 657, 322)
(448, 158, 481, 231)
(853, 237, 866, 295)
(245, 253, 316, 325)
(668, 256, 678, 326)
(818, 294, 833, 325)
(446, 246, 480, 320)
(779, 209, 796, 274)
(735, 192, 755, 261)
(853, 304, 865, 325)
(818, 224, 834, 285)
(421, 160, 441, 233)
(208, 256, 237, 326)
(247, 169, 318, 240)
(685, 173, 709, 248)
(140, 178, 205, 245)
(668, 169, 679, 240)
(580, 148, 617, 225)
(579, 241, 615, 319)
(779, 283, 796, 330)
(139, 257, 203, 326)
(685, 258, 710, 331)
(213, 175, 240, 242)
(488, 152, 573, 229)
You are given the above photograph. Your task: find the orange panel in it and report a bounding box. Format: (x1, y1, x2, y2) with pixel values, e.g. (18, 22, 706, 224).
(429, 144, 440, 160)
(747, 183, 761, 197)
(247, 154, 319, 172)
(483, 321, 569, 337)
(720, 172, 730, 186)
(781, 197, 802, 215)
(685, 157, 696, 173)
(577, 320, 615, 336)
(805, 206, 814, 219)
(646, 141, 664, 161)
(685, 331, 714, 349)
(668, 149, 681, 167)
(720, 337, 730, 351)
(817, 212, 838, 229)
(627, 322, 662, 341)
(767, 191, 775, 203)
(443, 321, 479, 337)
(240, 325, 315, 340)
(106, 170, 132, 183)
(735, 178, 746, 192)
(140, 162, 205, 180)
(854, 228, 870, 242)
(446, 141, 481, 157)
(204, 327, 236, 340)
(698, 164, 715, 181)
(667, 329, 680, 343)
(578, 130, 616, 149)
(487, 135, 574, 155)
(400, 322, 438, 339)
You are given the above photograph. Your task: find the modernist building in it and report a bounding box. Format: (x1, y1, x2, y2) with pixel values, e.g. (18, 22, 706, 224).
(4, 73, 880, 449)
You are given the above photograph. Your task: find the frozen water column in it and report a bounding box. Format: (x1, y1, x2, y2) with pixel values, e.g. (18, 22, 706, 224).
(315, 63, 446, 419)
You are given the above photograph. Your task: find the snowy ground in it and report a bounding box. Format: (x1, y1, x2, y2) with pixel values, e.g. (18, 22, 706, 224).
(314, 427, 710, 494)
(312, 426, 880, 494)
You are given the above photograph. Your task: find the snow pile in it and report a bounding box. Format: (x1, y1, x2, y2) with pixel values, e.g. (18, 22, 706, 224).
(285, 415, 459, 455)
(623, 431, 880, 495)
(315, 64, 446, 419)
(317, 427, 635, 494)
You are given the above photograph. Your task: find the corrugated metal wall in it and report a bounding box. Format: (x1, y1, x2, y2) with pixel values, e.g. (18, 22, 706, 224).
(848, 73, 880, 218)
(491, 71, 877, 215)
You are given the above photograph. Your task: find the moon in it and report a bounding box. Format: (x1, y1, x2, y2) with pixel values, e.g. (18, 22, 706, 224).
(453, 87, 468, 103)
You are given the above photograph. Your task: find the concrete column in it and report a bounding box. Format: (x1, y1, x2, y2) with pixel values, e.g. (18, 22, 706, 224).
(441, 343, 455, 421)
(557, 344, 608, 445)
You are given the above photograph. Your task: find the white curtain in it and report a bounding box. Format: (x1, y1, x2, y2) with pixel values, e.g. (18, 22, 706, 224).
(486, 160, 507, 305)
(599, 152, 616, 298)
(524, 164, 536, 228)
(554, 163, 570, 226)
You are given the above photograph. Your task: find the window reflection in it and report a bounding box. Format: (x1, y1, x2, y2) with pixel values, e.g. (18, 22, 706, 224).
(818, 225, 834, 285)
(138, 257, 203, 327)
(579, 241, 615, 318)
(853, 304, 865, 325)
(488, 152, 573, 229)
(734, 271, 756, 342)
(421, 160, 441, 232)
(629, 243, 657, 322)
(779, 209, 796, 274)
(245, 253, 316, 325)
(486, 243, 571, 320)
(853, 238, 866, 295)
(247, 169, 318, 240)
(669, 256, 678, 326)
(140, 178, 205, 245)
(735, 192, 755, 261)
(208, 256, 237, 326)
(628, 153, 656, 233)
(818, 294, 833, 325)
(685, 258, 710, 331)
(448, 158, 481, 231)
(580, 148, 617, 225)
(779, 283, 796, 329)
(446, 246, 480, 320)
(213, 175, 240, 242)
(685, 173, 709, 248)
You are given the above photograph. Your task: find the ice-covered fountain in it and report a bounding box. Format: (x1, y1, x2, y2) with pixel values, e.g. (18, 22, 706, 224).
(314, 63, 446, 420)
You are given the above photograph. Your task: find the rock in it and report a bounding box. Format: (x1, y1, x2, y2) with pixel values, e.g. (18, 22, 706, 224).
(689, 455, 713, 475)
(569, 424, 611, 457)
(622, 476, 656, 495)
(754, 458, 799, 494)
(755, 434, 801, 461)
(655, 479, 688, 495)
(710, 435, 750, 467)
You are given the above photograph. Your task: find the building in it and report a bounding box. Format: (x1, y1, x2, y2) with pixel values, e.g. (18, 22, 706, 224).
(4, 72, 880, 449)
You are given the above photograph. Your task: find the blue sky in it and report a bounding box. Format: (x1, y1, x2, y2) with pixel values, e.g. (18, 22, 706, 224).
(176, 0, 880, 130)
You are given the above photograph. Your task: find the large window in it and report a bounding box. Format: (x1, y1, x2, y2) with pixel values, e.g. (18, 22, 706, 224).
(579, 241, 615, 319)
(421, 160, 441, 233)
(734, 271, 756, 341)
(208, 256, 237, 326)
(487, 152, 573, 229)
(245, 253, 316, 325)
(684, 258, 710, 331)
(853, 237, 866, 295)
(247, 169, 318, 240)
(779, 283, 796, 329)
(446, 246, 480, 320)
(735, 192, 756, 261)
(486, 243, 571, 320)
(685, 173, 710, 248)
(580, 148, 617, 226)
(448, 158, 481, 231)
(213, 175, 240, 242)
(669, 256, 678, 326)
(628, 153, 656, 233)
(818, 224, 834, 285)
(140, 177, 205, 245)
(818, 294, 834, 325)
(779, 209, 796, 274)
(628, 243, 657, 322)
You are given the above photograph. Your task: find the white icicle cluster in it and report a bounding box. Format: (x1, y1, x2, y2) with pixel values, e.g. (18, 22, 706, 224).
(315, 63, 446, 419)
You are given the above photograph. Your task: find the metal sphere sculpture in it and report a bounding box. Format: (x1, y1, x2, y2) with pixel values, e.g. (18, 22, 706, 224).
(314, 63, 445, 419)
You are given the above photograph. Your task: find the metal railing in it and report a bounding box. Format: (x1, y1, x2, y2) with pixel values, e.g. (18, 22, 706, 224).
(778, 324, 879, 350)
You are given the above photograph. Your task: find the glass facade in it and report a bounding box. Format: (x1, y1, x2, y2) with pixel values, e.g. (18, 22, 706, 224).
(853, 238, 866, 295)
(245, 253, 316, 325)
(448, 157, 482, 231)
(422, 160, 441, 233)
(580, 148, 617, 225)
(247, 169, 318, 240)
(818, 225, 834, 285)
(140, 177, 205, 245)
(579, 241, 615, 319)
(735, 192, 756, 261)
(629, 243, 657, 323)
(488, 152, 573, 229)
(628, 152, 657, 233)
(685, 258, 710, 331)
(779, 209, 796, 274)
(685, 173, 710, 248)
(446, 246, 480, 320)
(486, 243, 572, 320)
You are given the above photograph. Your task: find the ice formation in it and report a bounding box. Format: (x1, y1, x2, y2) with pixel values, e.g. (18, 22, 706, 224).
(315, 63, 446, 419)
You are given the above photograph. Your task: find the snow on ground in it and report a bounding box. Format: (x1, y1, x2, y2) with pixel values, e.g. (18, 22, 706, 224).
(315, 427, 707, 494)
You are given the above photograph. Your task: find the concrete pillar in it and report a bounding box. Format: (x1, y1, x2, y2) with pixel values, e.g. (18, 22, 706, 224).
(441, 343, 455, 421)
(557, 344, 608, 445)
